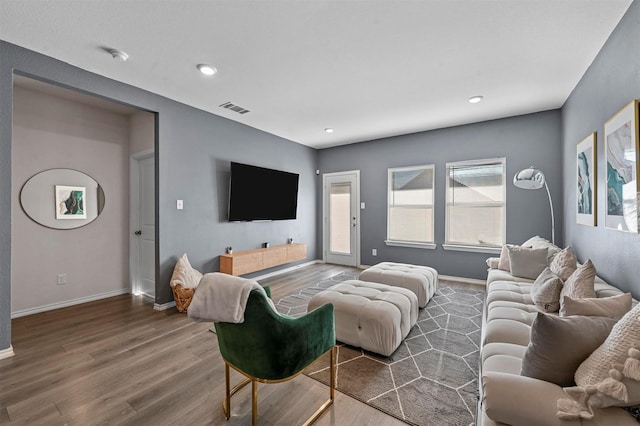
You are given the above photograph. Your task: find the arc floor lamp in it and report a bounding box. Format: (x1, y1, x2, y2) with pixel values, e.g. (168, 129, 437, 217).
(513, 166, 555, 245)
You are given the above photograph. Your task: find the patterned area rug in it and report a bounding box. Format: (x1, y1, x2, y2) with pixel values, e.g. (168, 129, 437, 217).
(273, 271, 485, 426)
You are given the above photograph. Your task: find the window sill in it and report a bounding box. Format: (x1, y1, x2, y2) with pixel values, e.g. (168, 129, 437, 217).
(442, 244, 501, 254)
(384, 240, 437, 250)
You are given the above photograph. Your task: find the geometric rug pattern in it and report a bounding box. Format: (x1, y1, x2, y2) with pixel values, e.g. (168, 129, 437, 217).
(274, 271, 485, 426)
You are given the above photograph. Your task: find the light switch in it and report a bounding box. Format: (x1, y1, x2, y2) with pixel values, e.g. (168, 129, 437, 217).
(177, 200, 184, 210)
(361, 202, 365, 209)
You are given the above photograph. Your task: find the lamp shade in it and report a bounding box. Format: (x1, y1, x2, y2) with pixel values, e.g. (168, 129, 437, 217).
(513, 167, 545, 190)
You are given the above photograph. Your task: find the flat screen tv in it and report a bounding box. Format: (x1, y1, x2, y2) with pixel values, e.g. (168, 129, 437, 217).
(228, 162, 299, 221)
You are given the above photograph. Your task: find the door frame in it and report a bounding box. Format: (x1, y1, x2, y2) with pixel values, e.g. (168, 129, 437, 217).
(129, 148, 155, 298)
(322, 170, 361, 267)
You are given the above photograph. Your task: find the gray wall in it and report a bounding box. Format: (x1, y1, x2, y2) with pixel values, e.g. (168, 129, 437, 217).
(0, 41, 318, 352)
(561, 0, 640, 296)
(318, 110, 563, 279)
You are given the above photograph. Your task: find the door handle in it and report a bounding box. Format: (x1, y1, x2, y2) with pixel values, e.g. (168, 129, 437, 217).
(134, 230, 142, 235)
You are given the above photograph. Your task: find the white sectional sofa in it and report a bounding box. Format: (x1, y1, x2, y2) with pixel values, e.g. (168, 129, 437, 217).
(478, 238, 638, 426)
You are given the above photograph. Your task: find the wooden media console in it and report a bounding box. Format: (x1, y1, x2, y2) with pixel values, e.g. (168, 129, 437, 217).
(219, 243, 306, 276)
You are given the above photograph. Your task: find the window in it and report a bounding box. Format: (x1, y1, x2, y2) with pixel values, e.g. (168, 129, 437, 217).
(445, 158, 505, 252)
(386, 165, 435, 248)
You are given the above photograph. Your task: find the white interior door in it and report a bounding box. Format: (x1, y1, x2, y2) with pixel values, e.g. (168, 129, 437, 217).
(323, 171, 360, 266)
(132, 154, 155, 299)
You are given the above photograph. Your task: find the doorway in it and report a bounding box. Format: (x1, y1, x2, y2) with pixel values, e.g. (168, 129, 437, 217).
(130, 150, 155, 299)
(323, 171, 360, 266)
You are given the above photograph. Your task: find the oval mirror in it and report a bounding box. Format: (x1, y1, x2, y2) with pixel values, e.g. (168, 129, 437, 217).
(20, 169, 105, 229)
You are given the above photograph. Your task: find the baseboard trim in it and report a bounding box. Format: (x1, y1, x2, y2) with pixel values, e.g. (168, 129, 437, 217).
(440, 274, 486, 286)
(251, 260, 322, 281)
(11, 288, 130, 318)
(0, 345, 15, 360)
(154, 300, 176, 311)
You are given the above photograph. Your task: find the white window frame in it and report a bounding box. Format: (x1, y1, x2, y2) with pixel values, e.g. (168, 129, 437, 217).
(385, 164, 436, 250)
(443, 158, 506, 254)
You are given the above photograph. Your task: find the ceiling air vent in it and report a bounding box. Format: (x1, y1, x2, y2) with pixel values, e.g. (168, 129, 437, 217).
(219, 101, 250, 115)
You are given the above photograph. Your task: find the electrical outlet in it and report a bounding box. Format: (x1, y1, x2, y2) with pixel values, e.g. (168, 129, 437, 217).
(57, 273, 67, 285)
(177, 199, 184, 210)
(372, 249, 377, 256)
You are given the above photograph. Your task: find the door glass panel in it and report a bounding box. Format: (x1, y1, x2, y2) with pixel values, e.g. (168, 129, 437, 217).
(330, 183, 351, 254)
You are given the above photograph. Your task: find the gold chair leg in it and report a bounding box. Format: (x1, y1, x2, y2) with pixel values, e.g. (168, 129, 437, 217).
(302, 346, 337, 426)
(252, 380, 258, 426)
(224, 363, 231, 419)
(222, 362, 251, 421)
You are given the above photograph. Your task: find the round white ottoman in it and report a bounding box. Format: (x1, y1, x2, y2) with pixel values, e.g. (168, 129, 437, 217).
(307, 280, 418, 357)
(359, 262, 438, 308)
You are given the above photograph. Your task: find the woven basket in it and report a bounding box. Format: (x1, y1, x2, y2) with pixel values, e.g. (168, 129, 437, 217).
(172, 284, 195, 313)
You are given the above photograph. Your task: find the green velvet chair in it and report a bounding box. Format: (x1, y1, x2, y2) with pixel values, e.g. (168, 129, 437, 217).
(214, 286, 336, 426)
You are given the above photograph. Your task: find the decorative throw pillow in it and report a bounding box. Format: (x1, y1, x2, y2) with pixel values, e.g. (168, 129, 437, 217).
(530, 267, 563, 313)
(559, 260, 597, 315)
(170, 253, 203, 289)
(521, 235, 561, 262)
(521, 313, 616, 387)
(550, 246, 577, 281)
(486, 257, 500, 269)
(558, 346, 640, 420)
(498, 244, 516, 271)
(574, 302, 640, 387)
(506, 246, 549, 279)
(561, 293, 632, 319)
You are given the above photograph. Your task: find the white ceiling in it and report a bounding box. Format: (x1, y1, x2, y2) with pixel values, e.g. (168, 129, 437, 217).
(0, 0, 633, 149)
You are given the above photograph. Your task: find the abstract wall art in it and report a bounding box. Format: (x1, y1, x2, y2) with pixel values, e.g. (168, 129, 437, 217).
(55, 185, 87, 219)
(577, 132, 597, 226)
(604, 100, 639, 233)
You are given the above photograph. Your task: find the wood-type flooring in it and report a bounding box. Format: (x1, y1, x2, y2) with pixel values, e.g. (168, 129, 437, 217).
(0, 263, 407, 426)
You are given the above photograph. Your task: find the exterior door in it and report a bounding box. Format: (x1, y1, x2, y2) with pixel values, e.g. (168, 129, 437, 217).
(323, 171, 360, 266)
(133, 155, 155, 299)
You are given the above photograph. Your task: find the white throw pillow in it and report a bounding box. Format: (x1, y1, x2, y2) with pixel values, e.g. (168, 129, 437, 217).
(559, 260, 597, 315)
(557, 304, 640, 420)
(170, 253, 203, 289)
(575, 302, 640, 387)
(550, 246, 577, 281)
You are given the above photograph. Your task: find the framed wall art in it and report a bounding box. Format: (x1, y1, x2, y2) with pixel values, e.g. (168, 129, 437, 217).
(577, 132, 597, 226)
(55, 185, 87, 220)
(604, 100, 639, 233)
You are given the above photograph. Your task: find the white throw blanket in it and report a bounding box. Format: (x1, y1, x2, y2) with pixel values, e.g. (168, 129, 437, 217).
(187, 272, 275, 323)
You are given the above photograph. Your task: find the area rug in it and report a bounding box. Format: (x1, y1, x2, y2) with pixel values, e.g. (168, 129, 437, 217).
(273, 271, 485, 426)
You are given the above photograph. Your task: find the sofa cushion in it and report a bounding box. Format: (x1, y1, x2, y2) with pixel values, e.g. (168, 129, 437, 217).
(520, 313, 616, 387)
(550, 246, 577, 281)
(486, 269, 533, 285)
(561, 293, 632, 319)
(507, 246, 549, 280)
(530, 267, 563, 313)
(483, 319, 532, 347)
(483, 371, 582, 426)
(559, 259, 597, 315)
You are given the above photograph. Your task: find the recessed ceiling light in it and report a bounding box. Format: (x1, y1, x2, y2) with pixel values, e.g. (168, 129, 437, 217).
(107, 48, 129, 62)
(197, 64, 217, 76)
(324, 128, 334, 133)
(468, 95, 484, 104)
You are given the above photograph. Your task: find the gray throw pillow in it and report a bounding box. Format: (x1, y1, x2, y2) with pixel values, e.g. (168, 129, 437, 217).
(520, 313, 616, 387)
(530, 267, 563, 313)
(507, 246, 549, 279)
(561, 293, 632, 319)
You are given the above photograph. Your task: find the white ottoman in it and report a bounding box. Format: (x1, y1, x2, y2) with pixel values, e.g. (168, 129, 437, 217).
(308, 280, 418, 357)
(359, 262, 438, 308)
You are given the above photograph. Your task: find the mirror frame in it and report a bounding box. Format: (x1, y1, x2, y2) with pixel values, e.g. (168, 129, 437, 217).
(20, 168, 105, 230)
